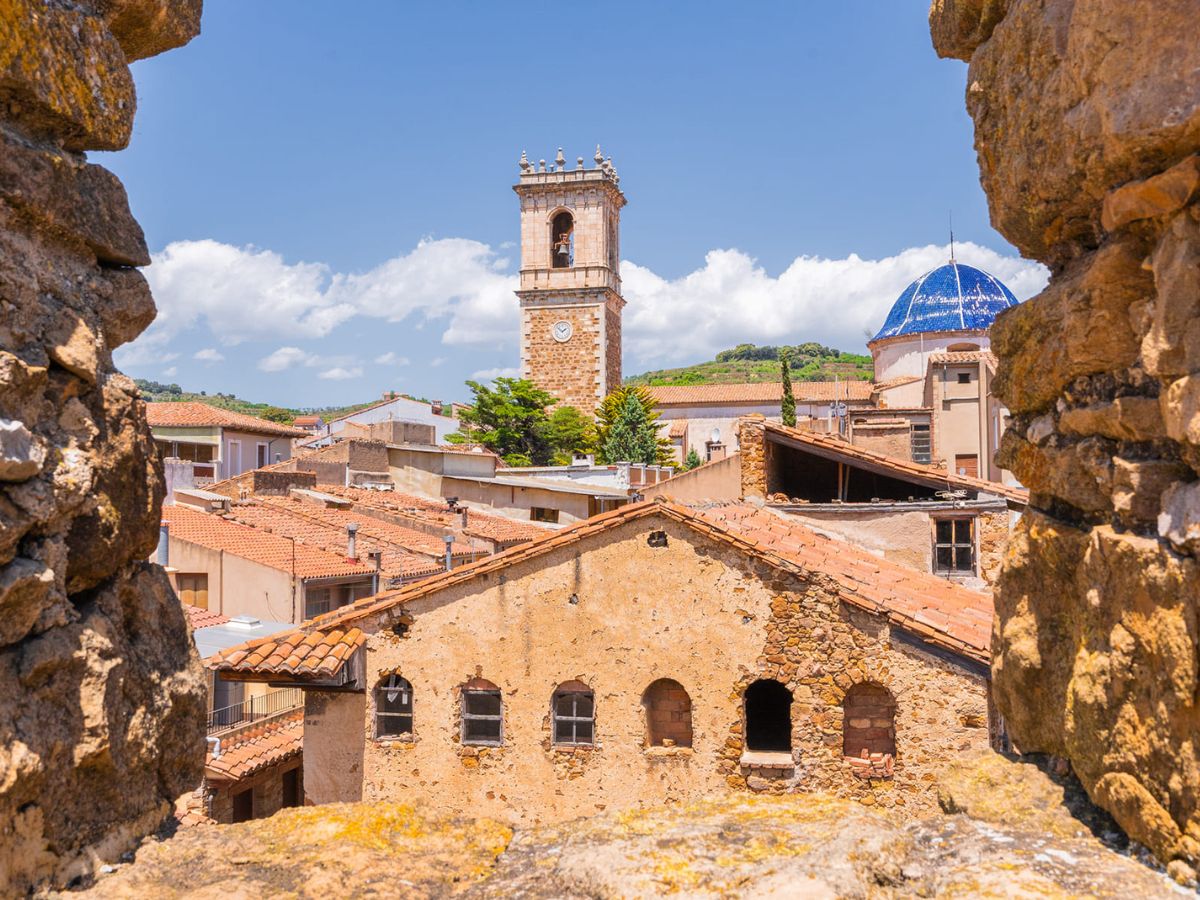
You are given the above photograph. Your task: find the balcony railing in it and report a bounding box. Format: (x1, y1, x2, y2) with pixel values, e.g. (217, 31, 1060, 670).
(208, 686, 302, 735)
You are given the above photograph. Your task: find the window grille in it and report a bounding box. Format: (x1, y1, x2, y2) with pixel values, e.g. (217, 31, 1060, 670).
(934, 518, 974, 574)
(375, 674, 413, 738)
(461, 689, 503, 745)
(552, 687, 595, 746)
(910, 424, 932, 464)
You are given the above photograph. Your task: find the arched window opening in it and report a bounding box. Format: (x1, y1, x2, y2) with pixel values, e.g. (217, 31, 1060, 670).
(551, 211, 574, 268)
(642, 678, 693, 748)
(842, 682, 896, 758)
(461, 677, 503, 746)
(744, 679, 792, 752)
(552, 679, 594, 746)
(374, 674, 413, 738)
(946, 342, 981, 352)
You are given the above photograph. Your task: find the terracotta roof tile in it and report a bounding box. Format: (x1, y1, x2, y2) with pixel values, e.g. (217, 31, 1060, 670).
(667, 420, 688, 439)
(205, 711, 303, 781)
(928, 350, 999, 368)
(648, 381, 875, 406)
(184, 605, 230, 630)
(761, 420, 1028, 505)
(162, 504, 372, 579)
(146, 402, 306, 438)
(210, 499, 994, 679)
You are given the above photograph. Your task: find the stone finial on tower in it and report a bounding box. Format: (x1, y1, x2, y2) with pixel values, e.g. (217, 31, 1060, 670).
(519, 150, 530, 172)
(555, 147, 566, 169)
(577, 156, 584, 169)
(538, 158, 546, 173)
(594, 144, 604, 166)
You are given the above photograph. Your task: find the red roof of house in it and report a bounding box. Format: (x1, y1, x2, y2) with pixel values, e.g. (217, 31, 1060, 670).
(928, 350, 998, 368)
(205, 710, 303, 782)
(162, 504, 372, 579)
(184, 605, 230, 630)
(146, 402, 306, 438)
(648, 381, 875, 406)
(209, 498, 994, 680)
(292, 415, 322, 426)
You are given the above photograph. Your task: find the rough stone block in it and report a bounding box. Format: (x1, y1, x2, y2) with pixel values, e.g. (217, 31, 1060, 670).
(90, 0, 204, 62)
(0, 418, 45, 481)
(1112, 458, 1191, 524)
(928, 0, 1009, 62)
(1103, 156, 1200, 232)
(0, 0, 135, 150)
(1143, 211, 1200, 379)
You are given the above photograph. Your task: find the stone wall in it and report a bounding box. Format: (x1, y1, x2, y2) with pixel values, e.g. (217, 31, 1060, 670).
(931, 0, 1200, 877)
(0, 2, 206, 893)
(352, 513, 989, 825)
(522, 304, 605, 414)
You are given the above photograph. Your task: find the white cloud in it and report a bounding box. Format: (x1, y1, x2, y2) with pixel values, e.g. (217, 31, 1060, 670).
(620, 242, 1047, 369)
(375, 352, 410, 366)
(431, 356, 447, 367)
(258, 346, 310, 372)
(470, 366, 520, 382)
(193, 347, 225, 362)
(318, 366, 363, 381)
(122, 236, 1046, 379)
(163, 366, 177, 377)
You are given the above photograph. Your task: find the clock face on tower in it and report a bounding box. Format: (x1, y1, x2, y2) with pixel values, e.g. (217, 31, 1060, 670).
(551, 320, 573, 343)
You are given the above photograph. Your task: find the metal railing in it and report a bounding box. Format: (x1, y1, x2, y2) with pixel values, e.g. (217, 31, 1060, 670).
(207, 686, 302, 735)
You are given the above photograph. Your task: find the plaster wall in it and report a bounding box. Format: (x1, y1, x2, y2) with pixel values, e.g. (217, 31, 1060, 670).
(220, 429, 294, 478)
(347, 515, 988, 827)
(167, 538, 298, 622)
(441, 477, 594, 523)
(303, 691, 366, 804)
(870, 333, 989, 383)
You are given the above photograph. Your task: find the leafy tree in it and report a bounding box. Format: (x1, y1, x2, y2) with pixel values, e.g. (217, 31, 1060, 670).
(447, 377, 557, 467)
(684, 448, 703, 470)
(544, 405, 597, 465)
(780, 356, 796, 427)
(595, 385, 672, 465)
(258, 406, 295, 425)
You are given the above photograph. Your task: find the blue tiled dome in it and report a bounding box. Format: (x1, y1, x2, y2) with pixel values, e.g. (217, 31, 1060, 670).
(872, 262, 1019, 341)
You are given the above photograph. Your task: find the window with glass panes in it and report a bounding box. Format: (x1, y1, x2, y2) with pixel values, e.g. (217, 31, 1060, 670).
(934, 518, 974, 574)
(552, 685, 594, 746)
(374, 674, 413, 738)
(461, 687, 503, 745)
(910, 424, 932, 464)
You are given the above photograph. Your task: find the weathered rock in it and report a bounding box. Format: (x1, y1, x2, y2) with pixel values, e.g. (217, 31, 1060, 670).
(935, 0, 1200, 873)
(0, 0, 204, 894)
(84, 771, 1178, 898)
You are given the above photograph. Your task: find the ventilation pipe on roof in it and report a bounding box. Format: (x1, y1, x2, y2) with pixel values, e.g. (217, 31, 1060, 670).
(346, 522, 359, 562)
(443, 534, 454, 572)
(157, 521, 169, 566)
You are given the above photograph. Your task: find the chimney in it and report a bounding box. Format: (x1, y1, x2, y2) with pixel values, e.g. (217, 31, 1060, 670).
(443, 534, 454, 572)
(157, 520, 169, 566)
(460, 507, 468, 529)
(346, 522, 359, 561)
(431, 399, 443, 416)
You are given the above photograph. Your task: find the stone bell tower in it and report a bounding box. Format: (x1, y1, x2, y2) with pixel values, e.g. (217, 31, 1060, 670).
(514, 146, 626, 415)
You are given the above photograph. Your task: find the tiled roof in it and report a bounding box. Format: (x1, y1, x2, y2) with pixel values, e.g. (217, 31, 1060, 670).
(928, 350, 999, 369)
(292, 415, 322, 426)
(213, 626, 366, 680)
(648, 382, 875, 406)
(873, 262, 1019, 341)
(205, 711, 303, 781)
(873, 375, 924, 391)
(185, 605, 230, 630)
(162, 504, 372, 579)
(667, 420, 688, 439)
(324, 485, 549, 546)
(145, 402, 307, 438)
(210, 499, 994, 679)
(257, 497, 476, 560)
(221, 502, 445, 579)
(761, 420, 1029, 505)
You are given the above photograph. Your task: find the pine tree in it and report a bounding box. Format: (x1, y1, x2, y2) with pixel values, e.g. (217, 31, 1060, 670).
(595, 386, 673, 465)
(780, 355, 797, 427)
(684, 448, 703, 470)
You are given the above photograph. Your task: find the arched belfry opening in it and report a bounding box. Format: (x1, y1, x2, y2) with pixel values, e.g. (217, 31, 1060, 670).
(551, 210, 574, 268)
(744, 679, 792, 752)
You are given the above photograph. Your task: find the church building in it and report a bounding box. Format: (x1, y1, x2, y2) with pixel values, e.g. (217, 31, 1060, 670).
(515, 147, 625, 415)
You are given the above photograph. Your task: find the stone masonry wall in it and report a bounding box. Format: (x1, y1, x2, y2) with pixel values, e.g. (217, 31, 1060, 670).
(931, 0, 1200, 878)
(522, 304, 604, 414)
(0, 2, 206, 893)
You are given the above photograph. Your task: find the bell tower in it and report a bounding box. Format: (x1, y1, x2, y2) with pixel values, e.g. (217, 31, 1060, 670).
(514, 146, 626, 415)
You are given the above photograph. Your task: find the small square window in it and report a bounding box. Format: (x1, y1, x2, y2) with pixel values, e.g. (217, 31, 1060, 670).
(552, 687, 595, 746)
(933, 517, 974, 575)
(957, 372, 971, 384)
(462, 687, 503, 745)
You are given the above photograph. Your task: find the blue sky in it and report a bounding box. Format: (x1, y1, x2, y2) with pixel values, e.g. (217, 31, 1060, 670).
(102, 1, 1046, 409)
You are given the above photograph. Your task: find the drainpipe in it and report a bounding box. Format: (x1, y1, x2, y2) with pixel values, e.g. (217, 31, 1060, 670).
(346, 522, 359, 562)
(443, 534, 454, 572)
(157, 521, 170, 566)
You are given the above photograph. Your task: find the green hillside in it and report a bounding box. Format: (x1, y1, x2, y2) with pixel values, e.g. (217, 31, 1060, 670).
(134, 380, 396, 424)
(625, 343, 873, 387)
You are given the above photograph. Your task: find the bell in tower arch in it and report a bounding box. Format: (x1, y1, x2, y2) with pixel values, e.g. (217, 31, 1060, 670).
(551, 210, 574, 269)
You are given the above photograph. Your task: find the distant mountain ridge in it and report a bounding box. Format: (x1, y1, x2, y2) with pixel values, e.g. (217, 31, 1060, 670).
(625, 343, 874, 387)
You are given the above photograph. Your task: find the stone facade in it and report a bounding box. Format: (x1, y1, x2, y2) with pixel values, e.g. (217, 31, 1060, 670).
(0, 2, 207, 893)
(514, 151, 626, 414)
(330, 512, 990, 825)
(931, 0, 1200, 877)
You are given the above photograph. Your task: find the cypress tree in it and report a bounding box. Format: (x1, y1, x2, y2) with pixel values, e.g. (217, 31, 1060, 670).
(781, 356, 797, 427)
